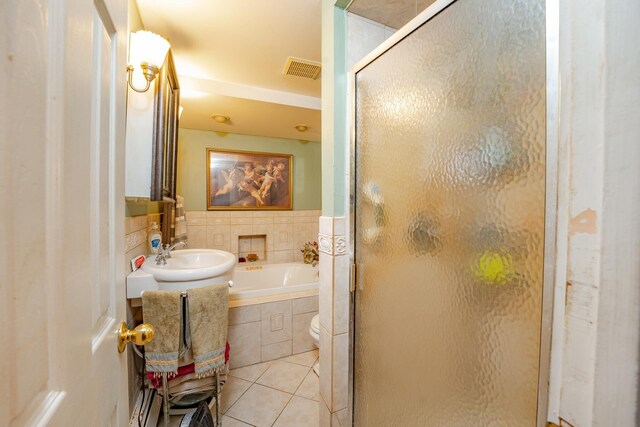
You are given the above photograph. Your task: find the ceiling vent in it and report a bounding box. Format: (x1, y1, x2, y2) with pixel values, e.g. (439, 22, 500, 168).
(283, 57, 321, 80)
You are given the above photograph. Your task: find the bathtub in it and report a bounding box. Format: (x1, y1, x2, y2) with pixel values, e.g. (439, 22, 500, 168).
(227, 262, 320, 368)
(230, 262, 319, 302)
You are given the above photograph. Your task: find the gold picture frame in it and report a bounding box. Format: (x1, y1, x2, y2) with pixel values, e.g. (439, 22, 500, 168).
(206, 148, 293, 210)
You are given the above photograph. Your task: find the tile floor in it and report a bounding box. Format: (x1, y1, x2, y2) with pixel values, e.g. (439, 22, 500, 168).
(162, 349, 320, 427)
(222, 349, 319, 427)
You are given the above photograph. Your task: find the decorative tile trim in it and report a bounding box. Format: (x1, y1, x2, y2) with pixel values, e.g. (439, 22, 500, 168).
(334, 236, 347, 256)
(318, 233, 347, 256)
(318, 233, 333, 255)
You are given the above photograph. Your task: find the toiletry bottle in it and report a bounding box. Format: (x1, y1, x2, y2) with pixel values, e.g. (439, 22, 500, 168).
(148, 222, 162, 254)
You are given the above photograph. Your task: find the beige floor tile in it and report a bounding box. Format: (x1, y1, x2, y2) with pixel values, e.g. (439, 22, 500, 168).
(295, 371, 320, 402)
(256, 361, 310, 394)
(226, 384, 292, 427)
(221, 415, 254, 426)
(221, 376, 253, 414)
(229, 361, 273, 382)
(281, 349, 319, 367)
(273, 396, 319, 427)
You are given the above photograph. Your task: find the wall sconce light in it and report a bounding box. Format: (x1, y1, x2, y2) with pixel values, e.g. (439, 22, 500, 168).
(127, 30, 171, 93)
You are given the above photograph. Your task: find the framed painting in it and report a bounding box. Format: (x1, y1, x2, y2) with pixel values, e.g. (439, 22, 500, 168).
(206, 148, 293, 210)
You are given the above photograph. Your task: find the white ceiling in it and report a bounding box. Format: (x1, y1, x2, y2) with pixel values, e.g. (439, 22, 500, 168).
(136, 0, 322, 142)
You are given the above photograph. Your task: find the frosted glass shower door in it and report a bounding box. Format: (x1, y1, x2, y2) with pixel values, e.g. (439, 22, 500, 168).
(352, 0, 547, 425)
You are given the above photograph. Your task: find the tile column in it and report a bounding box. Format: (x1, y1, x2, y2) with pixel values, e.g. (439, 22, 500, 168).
(318, 216, 351, 427)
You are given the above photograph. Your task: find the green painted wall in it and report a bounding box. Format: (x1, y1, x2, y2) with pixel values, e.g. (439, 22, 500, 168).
(177, 128, 322, 211)
(321, 3, 348, 217)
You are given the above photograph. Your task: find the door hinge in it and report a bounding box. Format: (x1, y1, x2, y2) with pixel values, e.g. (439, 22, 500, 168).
(350, 263, 358, 292)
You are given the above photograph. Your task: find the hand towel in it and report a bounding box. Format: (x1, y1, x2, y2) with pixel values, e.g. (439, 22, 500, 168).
(147, 342, 230, 389)
(142, 290, 182, 376)
(187, 283, 229, 377)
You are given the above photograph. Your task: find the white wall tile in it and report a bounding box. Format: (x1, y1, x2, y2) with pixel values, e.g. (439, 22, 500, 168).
(253, 217, 273, 225)
(252, 224, 274, 251)
(293, 311, 318, 354)
(271, 250, 294, 264)
(229, 305, 261, 326)
(239, 236, 251, 254)
(320, 399, 332, 427)
(230, 217, 253, 225)
(273, 216, 293, 224)
(228, 321, 261, 368)
(319, 252, 334, 333)
(293, 296, 320, 314)
(333, 254, 350, 335)
(124, 217, 133, 235)
(319, 326, 332, 409)
(229, 211, 254, 218)
(332, 333, 349, 412)
(206, 211, 230, 219)
(186, 210, 319, 263)
(273, 223, 294, 251)
(206, 225, 231, 251)
(252, 211, 276, 218)
(186, 211, 206, 225)
(294, 223, 317, 250)
(207, 216, 230, 225)
(125, 229, 146, 252)
(336, 408, 349, 427)
(231, 224, 253, 253)
(187, 225, 206, 248)
(125, 242, 146, 275)
(333, 217, 346, 237)
(262, 340, 292, 362)
(261, 300, 292, 345)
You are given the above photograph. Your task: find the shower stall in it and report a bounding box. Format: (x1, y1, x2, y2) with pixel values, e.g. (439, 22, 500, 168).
(350, 0, 556, 425)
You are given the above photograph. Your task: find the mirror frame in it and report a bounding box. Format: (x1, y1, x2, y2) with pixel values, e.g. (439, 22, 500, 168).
(151, 50, 179, 201)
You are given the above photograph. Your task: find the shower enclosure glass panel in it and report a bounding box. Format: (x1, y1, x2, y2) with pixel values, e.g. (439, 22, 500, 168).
(353, 0, 546, 425)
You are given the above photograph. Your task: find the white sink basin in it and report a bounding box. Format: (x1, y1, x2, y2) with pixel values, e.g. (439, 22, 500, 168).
(126, 249, 236, 299)
(141, 249, 236, 282)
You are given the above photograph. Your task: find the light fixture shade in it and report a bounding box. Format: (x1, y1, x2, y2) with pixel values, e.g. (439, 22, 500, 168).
(211, 114, 230, 123)
(129, 30, 170, 69)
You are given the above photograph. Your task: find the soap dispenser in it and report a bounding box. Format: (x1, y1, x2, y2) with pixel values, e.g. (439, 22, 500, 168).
(148, 222, 162, 254)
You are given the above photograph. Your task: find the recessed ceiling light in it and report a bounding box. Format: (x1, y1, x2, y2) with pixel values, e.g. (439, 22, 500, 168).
(295, 124, 309, 132)
(211, 114, 230, 123)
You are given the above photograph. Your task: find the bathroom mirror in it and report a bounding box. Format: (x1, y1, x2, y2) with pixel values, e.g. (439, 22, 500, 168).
(151, 50, 180, 201)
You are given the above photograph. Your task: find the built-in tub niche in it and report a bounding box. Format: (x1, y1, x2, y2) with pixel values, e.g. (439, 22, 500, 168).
(238, 234, 267, 262)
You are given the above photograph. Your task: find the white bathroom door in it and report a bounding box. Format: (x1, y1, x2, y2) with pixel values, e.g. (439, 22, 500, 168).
(0, 0, 129, 425)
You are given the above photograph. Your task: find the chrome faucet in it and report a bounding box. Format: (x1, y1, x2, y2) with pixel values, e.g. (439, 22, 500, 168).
(155, 241, 188, 265)
(164, 241, 188, 258)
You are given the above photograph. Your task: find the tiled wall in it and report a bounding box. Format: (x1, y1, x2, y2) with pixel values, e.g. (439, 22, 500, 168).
(185, 210, 320, 263)
(124, 213, 162, 274)
(227, 296, 319, 369)
(317, 217, 350, 427)
(123, 212, 161, 413)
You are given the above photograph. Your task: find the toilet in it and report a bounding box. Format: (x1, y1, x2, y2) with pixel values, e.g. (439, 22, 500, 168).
(309, 314, 320, 376)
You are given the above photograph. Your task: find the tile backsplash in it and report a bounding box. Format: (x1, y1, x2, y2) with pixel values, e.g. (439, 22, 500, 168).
(124, 212, 162, 274)
(186, 210, 320, 263)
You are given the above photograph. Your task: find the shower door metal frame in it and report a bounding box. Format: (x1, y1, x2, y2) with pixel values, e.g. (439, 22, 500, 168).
(346, 0, 560, 425)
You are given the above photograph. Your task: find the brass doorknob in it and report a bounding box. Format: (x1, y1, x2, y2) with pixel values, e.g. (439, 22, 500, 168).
(117, 322, 155, 353)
